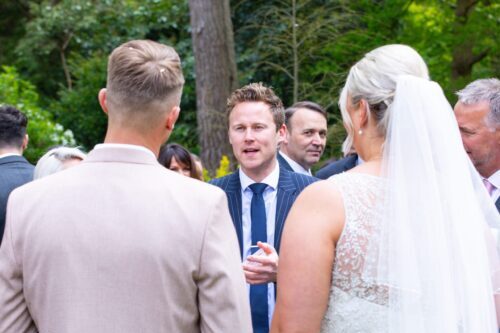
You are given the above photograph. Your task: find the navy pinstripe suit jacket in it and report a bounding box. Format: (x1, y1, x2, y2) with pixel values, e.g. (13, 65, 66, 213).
(209, 167, 318, 257)
(276, 153, 293, 173)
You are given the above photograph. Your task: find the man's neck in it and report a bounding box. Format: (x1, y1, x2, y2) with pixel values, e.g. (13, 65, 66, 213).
(279, 151, 310, 175)
(0, 147, 22, 156)
(240, 158, 278, 183)
(479, 165, 500, 179)
(104, 130, 162, 157)
(477, 155, 500, 178)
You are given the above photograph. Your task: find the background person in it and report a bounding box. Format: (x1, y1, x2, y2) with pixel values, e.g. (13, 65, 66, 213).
(158, 143, 202, 180)
(191, 153, 205, 180)
(0, 105, 33, 244)
(34, 146, 86, 179)
(454, 78, 500, 211)
(278, 101, 328, 176)
(210, 83, 317, 333)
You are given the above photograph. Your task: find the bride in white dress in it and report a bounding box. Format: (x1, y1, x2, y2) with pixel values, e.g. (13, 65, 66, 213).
(271, 44, 500, 333)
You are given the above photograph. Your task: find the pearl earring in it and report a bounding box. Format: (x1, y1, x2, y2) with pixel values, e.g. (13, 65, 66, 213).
(358, 129, 363, 135)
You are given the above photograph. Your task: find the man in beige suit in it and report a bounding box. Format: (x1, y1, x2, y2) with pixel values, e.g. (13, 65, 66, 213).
(0, 40, 251, 333)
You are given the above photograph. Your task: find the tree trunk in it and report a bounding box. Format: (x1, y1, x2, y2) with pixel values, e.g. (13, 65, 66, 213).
(189, 0, 238, 177)
(450, 0, 488, 90)
(60, 32, 73, 90)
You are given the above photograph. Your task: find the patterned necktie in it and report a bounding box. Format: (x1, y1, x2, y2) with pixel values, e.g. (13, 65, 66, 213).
(483, 178, 495, 197)
(248, 183, 269, 333)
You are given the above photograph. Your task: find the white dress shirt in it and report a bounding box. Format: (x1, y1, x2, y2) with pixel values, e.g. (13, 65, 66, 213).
(239, 161, 280, 327)
(486, 170, 500, 204)
(279, 151, 311, 176)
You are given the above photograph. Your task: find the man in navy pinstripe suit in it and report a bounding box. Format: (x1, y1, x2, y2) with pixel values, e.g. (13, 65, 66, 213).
(210, 83, 317, 333)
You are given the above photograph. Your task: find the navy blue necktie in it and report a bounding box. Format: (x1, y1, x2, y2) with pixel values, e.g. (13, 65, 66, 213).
(249, 183, 269, 333)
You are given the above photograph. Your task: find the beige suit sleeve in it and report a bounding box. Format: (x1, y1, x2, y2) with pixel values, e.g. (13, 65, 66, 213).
(197, 190, 252, 333)
(0, 197, 37, 333)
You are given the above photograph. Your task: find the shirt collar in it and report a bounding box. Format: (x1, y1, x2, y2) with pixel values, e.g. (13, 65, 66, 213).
(239, 159, 280, 191)
(0, 153, 22, 159)
(279, 151, 311, 176)
(487, 170, 500, 189)
(94, 143, 156, 158)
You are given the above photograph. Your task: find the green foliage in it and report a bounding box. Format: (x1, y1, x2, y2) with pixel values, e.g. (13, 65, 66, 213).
(51, 53, 108, 150)
(215, 155, 232, 179)
(200, 155, 232, 181)
(0, 66, 75, 163)
(398, 3, 453, 95)
(10, 0, 198, 152)
(15, 0, 149, 97)
(202, 168, 211, 182)
(0, 1, 30, 66)
(234, 0, 411, 162)
(234, 0, 352, 108)
(399, 1, 499, 100)
(1, 0, 498, 165)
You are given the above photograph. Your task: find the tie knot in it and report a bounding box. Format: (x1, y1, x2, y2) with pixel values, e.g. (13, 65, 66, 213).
(249, 183, 267, 195)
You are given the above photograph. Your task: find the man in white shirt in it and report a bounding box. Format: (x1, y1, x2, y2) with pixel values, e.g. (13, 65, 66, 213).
(278, 101, 327, 176)
(210, 83, 317, 333)
(454, 78, 500, 211)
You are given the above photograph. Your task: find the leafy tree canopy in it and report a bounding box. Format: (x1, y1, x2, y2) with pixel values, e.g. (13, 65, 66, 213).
(1, 0, 498, 164)
(0, 66, 75, 163)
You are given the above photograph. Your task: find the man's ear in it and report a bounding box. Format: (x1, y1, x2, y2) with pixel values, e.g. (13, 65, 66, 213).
(282, 123, 290, 144)
(166, 106, 180, 131)
(277, 124, 287, 144)
(21, 134, 29, 151)
(98, 88, 109, 116)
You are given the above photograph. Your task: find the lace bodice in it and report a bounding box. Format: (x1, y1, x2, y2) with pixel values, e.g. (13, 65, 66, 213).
(320, 172, 388, 333)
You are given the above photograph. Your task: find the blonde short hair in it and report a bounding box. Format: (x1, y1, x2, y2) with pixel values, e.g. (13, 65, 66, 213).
(106, 40, 185, 127)
(226, 82, 285, 130)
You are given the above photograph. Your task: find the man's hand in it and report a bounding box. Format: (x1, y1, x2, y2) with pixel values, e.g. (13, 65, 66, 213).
(243, 241, 278, 284)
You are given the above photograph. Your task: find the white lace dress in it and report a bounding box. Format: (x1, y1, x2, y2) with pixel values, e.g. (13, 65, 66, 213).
(320, 173, 388, 333)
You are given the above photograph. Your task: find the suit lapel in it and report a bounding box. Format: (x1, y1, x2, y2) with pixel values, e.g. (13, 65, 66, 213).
(225, 172, 244, 258)
(496, 197, 500, 213)
(274, 169, 297, 253)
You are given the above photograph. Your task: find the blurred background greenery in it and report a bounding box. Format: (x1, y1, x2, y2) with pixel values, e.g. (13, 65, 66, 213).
(0, 0, 498, 174)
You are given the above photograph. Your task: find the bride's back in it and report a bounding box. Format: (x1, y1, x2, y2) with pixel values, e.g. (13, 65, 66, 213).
(271, 44, 499, 333)
(321, 172, 388, 332)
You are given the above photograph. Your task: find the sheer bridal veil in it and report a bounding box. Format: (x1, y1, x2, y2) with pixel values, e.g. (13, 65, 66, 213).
(362, 75, 500, 332)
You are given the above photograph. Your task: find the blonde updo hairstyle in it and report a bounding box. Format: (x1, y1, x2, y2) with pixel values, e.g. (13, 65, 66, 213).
(34, 146, 86, 179)
(339, 44, 429, 155)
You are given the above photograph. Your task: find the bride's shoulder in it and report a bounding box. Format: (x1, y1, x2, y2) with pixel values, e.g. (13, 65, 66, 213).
(298, 178, 344, 208)
(291, 178, 345, 238)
